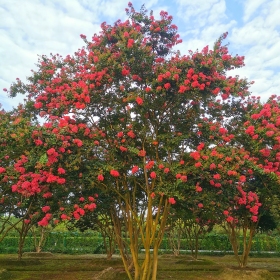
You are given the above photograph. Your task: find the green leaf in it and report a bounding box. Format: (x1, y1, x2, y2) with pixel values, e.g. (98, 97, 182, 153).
(39, 153, 48, 164)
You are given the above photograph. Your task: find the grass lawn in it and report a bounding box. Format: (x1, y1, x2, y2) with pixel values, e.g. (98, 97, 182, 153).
(0, 253, 279, 280)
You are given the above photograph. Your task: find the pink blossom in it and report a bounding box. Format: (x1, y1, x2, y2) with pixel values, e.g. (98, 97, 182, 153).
(47, 148, 56, 155)
(43, 192, 53, 198)
(98, 174, 104, 181)
(136, 96, 143, 105)
(213, 174, 221, 180)
(127, 38, 134, 48)
(169, 197, 176, 204)
(226, 216, 234, 223)
(251, 216, 258, 222)
(38, 218, 49, 226)
(57, 178, 66, 184)
(117, 132, 124, 138)
(180, 175, 187, 182)
(120, 146, 128, 152)
(164, 168, 170, 174)
(127, 130, 136, 138)
(58, 167, 66, 174)
(110, 170, 120, 177)
(239, 175, 246, 182)
(87, 203, 96, 211)
(0, 167, 6, 174)
(61, 214, 69, 220)
(131, 166, 139, 174)
(42, 206, 50, 213)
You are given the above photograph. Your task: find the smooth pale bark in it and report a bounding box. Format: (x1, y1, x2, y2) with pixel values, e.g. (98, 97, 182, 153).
(225, 219, 257, 268)
(110, 186, 170, 280)
(31, 226, 51, 253)
(17, 221, 32, 260)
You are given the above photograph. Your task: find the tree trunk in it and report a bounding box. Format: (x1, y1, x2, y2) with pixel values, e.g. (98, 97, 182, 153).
(109, 175, 171, 280)
(225, 221, 257, 268)
(18, 236, 25, 260)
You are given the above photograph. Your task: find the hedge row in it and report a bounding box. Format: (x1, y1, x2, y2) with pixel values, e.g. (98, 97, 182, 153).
(0, 232, 279, 254)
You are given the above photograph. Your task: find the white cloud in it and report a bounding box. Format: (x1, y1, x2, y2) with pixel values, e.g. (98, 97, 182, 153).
(175, 0, 226, 27)
(145, 0, 159, 9)
(243, 0, 267, 22)
(231, 18, 279, 47)
(226, 0, 280, 101)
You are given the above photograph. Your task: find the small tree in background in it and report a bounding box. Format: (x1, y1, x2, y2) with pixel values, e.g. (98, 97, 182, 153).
(69, 193, 116, 259)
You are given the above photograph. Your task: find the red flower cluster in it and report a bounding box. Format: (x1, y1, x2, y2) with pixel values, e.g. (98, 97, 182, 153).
(110, 170, 120, 177)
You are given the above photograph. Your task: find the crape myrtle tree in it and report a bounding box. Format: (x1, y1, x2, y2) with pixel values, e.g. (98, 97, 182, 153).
(232, 95, 280, 267)
(67, 193, 117, 259)
(0, 108, 38, 247)
(0, 106, 98, 258)
(166, 182, 216, 259)
(185, 95, 280, 267)
(0, 108, 62, 259)
(5, 2, 263, 279)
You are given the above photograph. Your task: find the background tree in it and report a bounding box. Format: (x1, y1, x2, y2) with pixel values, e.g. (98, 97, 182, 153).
(68, 193, 116, 259)
(185, 97, 280, 267)
(0, 109, 37, 245)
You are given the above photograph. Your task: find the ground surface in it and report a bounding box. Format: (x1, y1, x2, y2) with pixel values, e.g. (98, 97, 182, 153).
(0, 253, 279, 279)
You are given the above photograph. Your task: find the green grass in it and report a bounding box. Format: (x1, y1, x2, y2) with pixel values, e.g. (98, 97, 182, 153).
(0, 254, 279, 280)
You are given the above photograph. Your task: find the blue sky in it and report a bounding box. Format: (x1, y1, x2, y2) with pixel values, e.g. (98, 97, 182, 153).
(1, 0, 280, 111)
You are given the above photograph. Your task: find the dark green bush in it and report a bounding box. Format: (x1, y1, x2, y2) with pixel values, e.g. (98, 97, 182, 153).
(1, 232, 280, 254)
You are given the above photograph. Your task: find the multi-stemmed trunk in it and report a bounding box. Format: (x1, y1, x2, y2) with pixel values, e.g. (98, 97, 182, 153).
(31, 226, 50, 253)
(17, 220, 32, 260)
(111, 189, 170, 280)
(225, 219, 257, 268)
(184, 220, 213, 260)
(166, 220, 183, 256)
